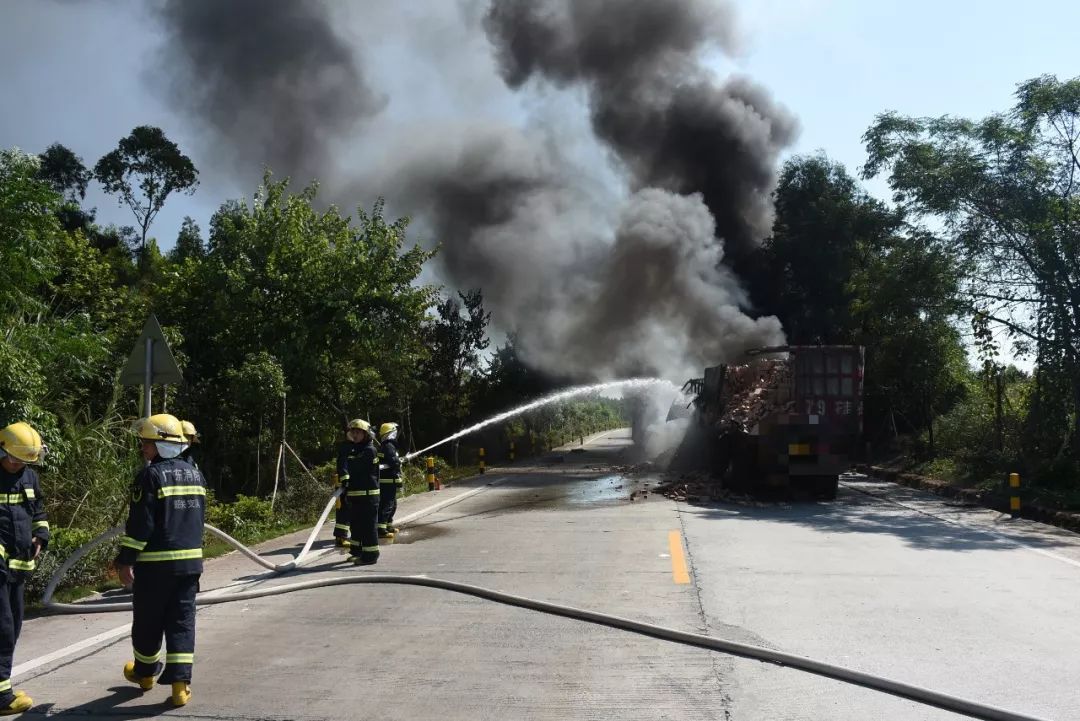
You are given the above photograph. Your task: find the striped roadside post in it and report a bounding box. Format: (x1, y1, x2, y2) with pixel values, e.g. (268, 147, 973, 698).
(1009, 472, 1021, 518)
(426, 457, 436, 491)
(479, 447, 486, 475)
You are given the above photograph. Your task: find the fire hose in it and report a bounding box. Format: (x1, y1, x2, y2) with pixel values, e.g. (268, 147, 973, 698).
(40, 487, 1052, 721)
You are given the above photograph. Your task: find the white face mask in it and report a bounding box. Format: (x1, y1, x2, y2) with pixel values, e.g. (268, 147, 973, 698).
(156, 441, 185, 459)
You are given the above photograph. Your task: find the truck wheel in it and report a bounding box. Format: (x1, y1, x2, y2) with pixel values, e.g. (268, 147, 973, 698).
(815, 475, 839, 500)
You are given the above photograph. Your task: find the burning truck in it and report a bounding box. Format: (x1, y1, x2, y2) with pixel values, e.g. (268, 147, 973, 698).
(683, 346, 864, 499)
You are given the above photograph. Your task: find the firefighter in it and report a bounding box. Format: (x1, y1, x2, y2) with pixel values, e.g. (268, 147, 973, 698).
(338, 419, 380, 565)
(116, 414, 205, 708)
(377, 422, 403, 538)
(179, 421, 200, 471)
(0, 423, 50, 716)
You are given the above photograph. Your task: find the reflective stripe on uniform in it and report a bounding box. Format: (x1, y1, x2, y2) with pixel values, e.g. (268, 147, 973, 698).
(0, 493, 31, 504)
(134, 647, 162, 664)
(339, 474, 350, 481)
(166, 653, 194, 664)
(0, 546, 8, 560)
(137, 548, 203, 562)
(33, 520, 49, 530)
(0, 679, 10, 692)
(157, 485, 207, 498)
(8, 559, 35, 571)
(377, 523, 387, 529)
(348, 540, 380, 550)
(334, 523, 350, 532)
(346, 489, 380, 497)
(120, 535, 148, 551)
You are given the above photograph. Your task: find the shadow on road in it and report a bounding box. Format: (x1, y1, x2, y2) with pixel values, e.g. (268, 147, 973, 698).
(683, 486, 1075, 553)
(31, 685, 173, 719)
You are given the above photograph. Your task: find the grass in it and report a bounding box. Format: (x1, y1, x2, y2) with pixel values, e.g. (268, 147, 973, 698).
(202, 519, 318, 560)
(891, 453, 1080, 513)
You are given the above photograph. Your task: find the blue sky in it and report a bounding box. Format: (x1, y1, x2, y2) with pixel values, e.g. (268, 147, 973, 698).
(732, 0, 1080, 193)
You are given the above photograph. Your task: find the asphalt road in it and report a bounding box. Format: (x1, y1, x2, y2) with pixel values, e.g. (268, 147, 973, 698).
(12, 429, 1080, 720)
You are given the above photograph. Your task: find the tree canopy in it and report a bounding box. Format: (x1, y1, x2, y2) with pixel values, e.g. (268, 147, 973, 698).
(94, 126, 198, 254)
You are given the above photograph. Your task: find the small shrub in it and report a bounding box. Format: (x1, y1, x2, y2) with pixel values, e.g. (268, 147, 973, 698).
(206, 494, 275, 540)
(28, 526, 119, 600)
(278, 461, 335, 523)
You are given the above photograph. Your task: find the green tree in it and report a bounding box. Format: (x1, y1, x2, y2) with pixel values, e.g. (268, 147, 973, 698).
(0, 146, 141, 459)
(864, 74, 1080, 458)
(94, 126, 198, 254)
(38, 143, 92, 203)
(0, 149, 60, 317)
(170, 216, 205, 263)
(754, 154, 904, 343)
(849, 226, 966, 451)
(483, 334, 554, 412)
(421, 290, 491, 436)
(161, 176, 434, 493)
(751, 152, 965, 448)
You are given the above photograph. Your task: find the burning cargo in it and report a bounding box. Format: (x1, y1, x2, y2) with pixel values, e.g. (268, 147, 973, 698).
(684, 346, 864, 499)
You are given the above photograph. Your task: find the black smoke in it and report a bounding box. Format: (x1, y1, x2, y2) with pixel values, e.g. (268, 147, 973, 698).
(484, 0, 798, 260)
(155, 0, 384, 187)
(148, 0, 792, 381)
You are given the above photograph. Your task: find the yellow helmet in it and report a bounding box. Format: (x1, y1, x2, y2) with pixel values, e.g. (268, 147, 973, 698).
(0, 422, 46, 464)
(346, 419, 371, 433)
(180, 420, 199, 444)
(378, 422, 398, 441)
(133, 414, 185, 442)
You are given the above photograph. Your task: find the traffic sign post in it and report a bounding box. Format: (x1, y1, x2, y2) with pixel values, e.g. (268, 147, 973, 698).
(120, 314, 183, 415)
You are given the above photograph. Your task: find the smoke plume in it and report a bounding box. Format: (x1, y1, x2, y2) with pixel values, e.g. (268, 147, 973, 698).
(149, 0, 794, 382)
(483, 0, 798, 258)
(155, 0, 384, 187)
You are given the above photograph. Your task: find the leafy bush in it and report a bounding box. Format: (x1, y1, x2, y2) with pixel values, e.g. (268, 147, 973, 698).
(277, 460, 335, 524)
(206, 494, 275, 539)
(28, 526, 119, 600)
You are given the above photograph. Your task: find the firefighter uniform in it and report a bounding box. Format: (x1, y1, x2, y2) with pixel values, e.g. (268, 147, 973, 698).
(0, 423, 50, 716)
(339, 420, 380, 565)
(117, 414, 205, 708)
(377, 423, 403, 536)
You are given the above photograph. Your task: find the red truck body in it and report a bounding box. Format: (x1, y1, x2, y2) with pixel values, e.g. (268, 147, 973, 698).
(688, 346, 865, 498)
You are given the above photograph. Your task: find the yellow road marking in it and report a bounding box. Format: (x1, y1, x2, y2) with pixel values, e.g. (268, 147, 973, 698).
(668, 531, 691, 584)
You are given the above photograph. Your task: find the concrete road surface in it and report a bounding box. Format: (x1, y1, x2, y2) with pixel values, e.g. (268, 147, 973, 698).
(12, 429, 1080, 720)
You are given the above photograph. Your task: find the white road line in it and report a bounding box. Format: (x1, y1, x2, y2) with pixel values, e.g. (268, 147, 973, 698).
(14, 477, 508, 680)
(842, 481, 1080, 570)
(393, 477, 507, 528)
(12, 623, 129, 680)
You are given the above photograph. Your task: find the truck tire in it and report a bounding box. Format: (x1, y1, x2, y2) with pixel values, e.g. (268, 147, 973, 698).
(814, 475, 839, 500)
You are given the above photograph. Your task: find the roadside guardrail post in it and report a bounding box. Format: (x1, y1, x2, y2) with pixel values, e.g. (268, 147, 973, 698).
(1009, 472, 1021, 517)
